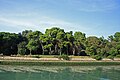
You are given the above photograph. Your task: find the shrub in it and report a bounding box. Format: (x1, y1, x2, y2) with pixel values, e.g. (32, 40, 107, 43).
(92, 55, 102, 60)
(58, 54, 70, 60)
(108, 56, 114, 60)
(116, 55, 120, 58)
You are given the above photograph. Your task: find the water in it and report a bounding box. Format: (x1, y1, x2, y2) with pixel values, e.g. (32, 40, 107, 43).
(0, 65, 120, 80)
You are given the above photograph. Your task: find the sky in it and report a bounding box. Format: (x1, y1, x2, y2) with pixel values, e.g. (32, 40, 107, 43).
(0, 0, 120, 38)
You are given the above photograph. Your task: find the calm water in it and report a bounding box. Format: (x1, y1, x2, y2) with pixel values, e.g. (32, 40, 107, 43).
(0, 65, 120, 80)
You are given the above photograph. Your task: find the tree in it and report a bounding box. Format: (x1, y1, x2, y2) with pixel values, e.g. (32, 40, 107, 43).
(0, 32, 3, 54)
(26, 40, 39, 55)
(27, 31, 42, 40)
(18, 41, 28, 55)
(39, 34, 51, 55)
(1, 27, 120, 59)
(74, 32, 86, 43)
(74, 32, 86, 56)
(63, 41, 70, 55)
(0, 32, 19, 55)
(66, 31, 75, 55)
(108, 35, 114, 42)
(45, 27, 65, 55)
(86, 46, 97, 56)
(114, 32, 120, 42)
(56, 31, 66, 55)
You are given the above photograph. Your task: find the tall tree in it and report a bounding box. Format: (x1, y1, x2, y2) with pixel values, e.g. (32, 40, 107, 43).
(18, 41, 29, 55)
(74, 32, 86, 55)
(26, 39, 39, 55)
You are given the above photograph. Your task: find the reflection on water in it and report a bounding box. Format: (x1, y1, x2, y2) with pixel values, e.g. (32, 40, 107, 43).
(0, 65, 120, 80)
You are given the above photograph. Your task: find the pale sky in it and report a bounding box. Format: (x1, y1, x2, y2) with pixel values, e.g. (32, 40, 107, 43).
(0, 0, 120, 38)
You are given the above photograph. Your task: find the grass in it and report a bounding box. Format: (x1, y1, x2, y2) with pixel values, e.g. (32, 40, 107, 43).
(40, 55, 56, 58)
(69, 56, 91, 58)
(0, 60, 120, 66)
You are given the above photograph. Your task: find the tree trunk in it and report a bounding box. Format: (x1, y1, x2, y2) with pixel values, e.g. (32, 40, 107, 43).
(73, 47, 75, 55)
(55, 44, 58, 53)
(49, 47, 51, 55)
(60, 47, 62, 55)
(42, 45, 44, 55)
(30, 50, 32, 56)
(67, 46, 68, 55)
(40, 42, 44, 55)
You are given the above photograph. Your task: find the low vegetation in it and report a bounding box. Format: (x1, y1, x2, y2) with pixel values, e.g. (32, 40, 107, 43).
(0, 61, 120, 66)
(92, 55, 102, 60)
(58, 54, 70, 60)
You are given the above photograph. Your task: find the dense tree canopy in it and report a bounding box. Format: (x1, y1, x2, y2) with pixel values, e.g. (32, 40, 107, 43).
(0, 27, 120, 58)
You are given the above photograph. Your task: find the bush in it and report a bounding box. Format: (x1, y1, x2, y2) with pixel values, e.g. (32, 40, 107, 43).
(108, 56, 114, 60)
(116, 55, 120, 58)
(58, 54, 70, 60)
(92, 55, 102, 60)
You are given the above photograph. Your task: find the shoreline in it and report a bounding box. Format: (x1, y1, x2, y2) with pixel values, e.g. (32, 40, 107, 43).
(0, 56, 120, 62)
(0, 60, 120, 66)
(0, 56, 120, 66)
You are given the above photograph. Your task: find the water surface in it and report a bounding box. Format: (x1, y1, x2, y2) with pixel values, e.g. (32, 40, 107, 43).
(0, 65, 120, 80)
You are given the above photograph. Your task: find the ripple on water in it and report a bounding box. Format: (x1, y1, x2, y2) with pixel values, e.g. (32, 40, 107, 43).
(100, 78, 110, 80)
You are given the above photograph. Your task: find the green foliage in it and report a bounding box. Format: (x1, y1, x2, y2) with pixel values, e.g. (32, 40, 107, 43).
(92, 55, 102, 60)
(109, 48, 118, 56)
(27, 40, 39, 51)
(114, 32, 120, 42)
(18, 48, 26, 55)
(107, 55, 114, 60)
(17, 41, 28, 55)
(116, 55, 120, 58)
(74, 32, 86, 42)
(1, 27, 120, 59)
(26, 40, 39, 55)
(86, 46, 97, 56)
(0, 32, 19, 55)
(86, 36, 100, 47)
(58, 54, 70, 60)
